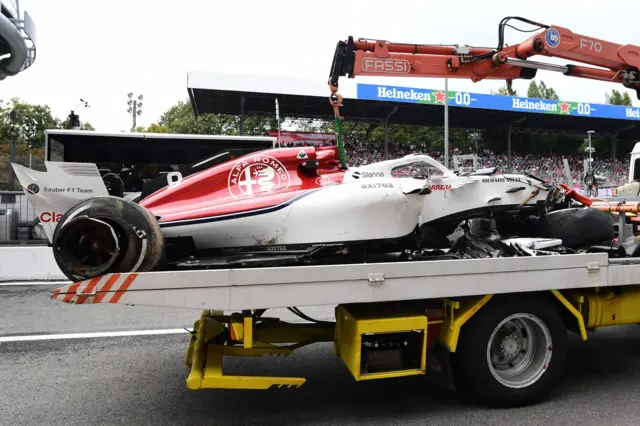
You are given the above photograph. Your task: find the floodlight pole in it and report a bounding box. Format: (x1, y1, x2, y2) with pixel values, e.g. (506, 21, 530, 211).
(127, 93, 143, 132)
(131, 101, 138, 132)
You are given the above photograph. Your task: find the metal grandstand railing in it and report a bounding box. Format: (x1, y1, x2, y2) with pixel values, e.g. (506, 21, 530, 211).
(0, 146, 47, 244)
(0, 190, 47, 244)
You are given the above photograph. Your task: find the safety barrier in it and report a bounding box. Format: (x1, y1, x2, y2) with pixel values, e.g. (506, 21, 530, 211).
(0, 246, 66, 282)
(0, 189, 60, 281)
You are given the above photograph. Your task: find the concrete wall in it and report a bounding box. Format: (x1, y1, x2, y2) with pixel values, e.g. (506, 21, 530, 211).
(0, 246, 67, 282)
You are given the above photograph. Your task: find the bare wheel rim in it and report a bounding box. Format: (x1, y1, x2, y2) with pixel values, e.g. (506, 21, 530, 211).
(486, 313, 553, 389)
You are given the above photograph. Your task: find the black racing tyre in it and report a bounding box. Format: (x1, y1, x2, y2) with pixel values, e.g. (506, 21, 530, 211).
(52, 196, 165, 282)
(451, 295, 568, 408)
(535, 207, 614, 249)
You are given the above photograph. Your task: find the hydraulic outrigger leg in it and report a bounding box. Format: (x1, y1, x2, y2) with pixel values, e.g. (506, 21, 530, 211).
(185, 310, 334, 390)
(182, 301, 452, 391)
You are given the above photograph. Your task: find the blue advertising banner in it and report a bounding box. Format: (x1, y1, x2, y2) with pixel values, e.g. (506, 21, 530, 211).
(356, 83, 640, 121)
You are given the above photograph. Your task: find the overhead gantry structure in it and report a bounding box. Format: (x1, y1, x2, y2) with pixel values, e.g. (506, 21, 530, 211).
(0, 0, 36, 81)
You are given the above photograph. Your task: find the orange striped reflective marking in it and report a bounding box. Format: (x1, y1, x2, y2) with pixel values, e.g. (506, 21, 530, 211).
(109, 274, 138, 304)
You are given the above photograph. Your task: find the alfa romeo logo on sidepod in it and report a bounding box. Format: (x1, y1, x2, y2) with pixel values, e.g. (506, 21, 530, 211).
(228, 155, 291, 198)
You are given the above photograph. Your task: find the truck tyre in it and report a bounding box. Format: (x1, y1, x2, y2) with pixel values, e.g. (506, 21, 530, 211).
(451, 295, 567, 408)
(52, 196, 165, 282)
(535, 207, 614, 249)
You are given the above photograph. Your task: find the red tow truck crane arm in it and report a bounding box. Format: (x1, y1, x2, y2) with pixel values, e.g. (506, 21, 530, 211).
(328, 16, 640, 97)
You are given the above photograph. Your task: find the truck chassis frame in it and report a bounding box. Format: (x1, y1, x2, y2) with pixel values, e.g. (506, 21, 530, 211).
(51, 251, 640, 407)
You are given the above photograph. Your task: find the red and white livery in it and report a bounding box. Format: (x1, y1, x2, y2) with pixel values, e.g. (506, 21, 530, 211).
(11, 144, 588, 282)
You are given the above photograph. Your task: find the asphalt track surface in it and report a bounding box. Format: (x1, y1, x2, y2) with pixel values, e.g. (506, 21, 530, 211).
(3, 283, 640, 425)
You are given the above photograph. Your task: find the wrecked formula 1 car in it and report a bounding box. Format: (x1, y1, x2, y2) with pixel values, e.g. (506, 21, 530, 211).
(406, 211, 621, 263)
(12, 144, 616, 282)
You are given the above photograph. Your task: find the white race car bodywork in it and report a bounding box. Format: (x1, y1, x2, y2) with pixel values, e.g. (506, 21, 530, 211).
(12, 153, 553, 250)
(159, 178, 428, 249)
(344, 154, 552, 225)
(11, 162, 110, 242)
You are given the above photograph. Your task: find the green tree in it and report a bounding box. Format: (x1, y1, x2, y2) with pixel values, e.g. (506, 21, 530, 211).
(158, 100, 237, 134)
(334, 119, 475, 158)
(145, 123, 170, 133)
(0, 98, 67, 189)
(242, 115, 279, 136)
(605, 89, 632, 105)
(538, 81, 559, 100)
(527, 80, 559, 100)
(0, 97, 61, 148)
(527, 81, 540, 98)
(153, 99, 479, 164)
(158, 99, 279, 136)
(134, 124, 170, 133)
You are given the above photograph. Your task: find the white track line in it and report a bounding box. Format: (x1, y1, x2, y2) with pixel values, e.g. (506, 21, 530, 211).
(0, 281, 71, 287)
(0, 328, 189, 343)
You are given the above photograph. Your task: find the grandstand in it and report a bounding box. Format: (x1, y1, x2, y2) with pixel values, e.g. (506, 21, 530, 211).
(279, 138, 630, 188)
(189, 72, 638, 190)
(346, 145, 629, 188)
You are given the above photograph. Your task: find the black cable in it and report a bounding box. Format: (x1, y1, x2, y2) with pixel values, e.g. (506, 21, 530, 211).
(496, 16, 549, 52)
(290, 307, 316, 322)
(287, 307, 333, 324)
(502, 23, 546, 33)
(498, 18, 547, 48)
(465, 16, 549, 63)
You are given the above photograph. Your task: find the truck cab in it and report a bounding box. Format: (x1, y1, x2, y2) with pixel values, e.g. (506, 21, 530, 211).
(614, 142, 640, 197)
(629, 142, 640, 183)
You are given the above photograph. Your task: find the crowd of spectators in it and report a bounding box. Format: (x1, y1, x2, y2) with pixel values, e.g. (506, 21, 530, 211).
(278, 139, 630, 187)
(474, 151, 629, 187)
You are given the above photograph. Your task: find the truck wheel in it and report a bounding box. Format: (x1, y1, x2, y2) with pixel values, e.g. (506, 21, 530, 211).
(451, 295, 567, 408)
(52, 196, 165, 282)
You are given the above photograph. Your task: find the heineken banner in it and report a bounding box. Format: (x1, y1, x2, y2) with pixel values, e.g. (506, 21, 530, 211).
(356, 83, 640, 121)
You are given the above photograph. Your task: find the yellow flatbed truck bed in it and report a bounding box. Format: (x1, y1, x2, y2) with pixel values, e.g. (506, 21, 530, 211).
(51, 252, 640, 407)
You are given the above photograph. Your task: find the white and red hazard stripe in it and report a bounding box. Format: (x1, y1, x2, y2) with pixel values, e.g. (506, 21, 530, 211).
(51, 273, 139, 305)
